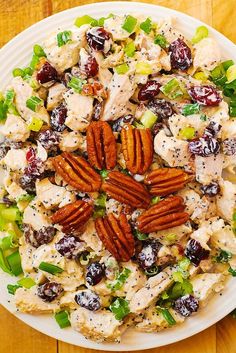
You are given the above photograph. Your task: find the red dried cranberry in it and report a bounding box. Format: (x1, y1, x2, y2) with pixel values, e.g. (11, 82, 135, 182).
(200, 182, 220, 197)
(75, 290, 101, 311)
(19, 174, 36, 193)
(152, 122, 165, 136)
(26, 147, 36, 163)
(50, 103, 67, 132)
(112, 114, 134, 132)
(86, 27, 111, 52)
(37, 130, 59, 151)
(188, 85, 222, 106)
(169, 38, 192, 71)
(92, 100, 104, 121)
(222, 138, 236, 155)
(204, 121, 222, 138)
(55, 236, 83, 259)
(81, 55, 99, 78)
(37, 282, 63, 302)
(86, 262, 105, 286)
(137, 240, 161, 270)
(138, 81, 161, 101)
(173, 294, 199, 317)
(24, 224, 56, 248)
(188, 137, 220, 157)
(147, 99, 174, 120)
(185, 239, 210, 266)
(37, 62, 58, 84)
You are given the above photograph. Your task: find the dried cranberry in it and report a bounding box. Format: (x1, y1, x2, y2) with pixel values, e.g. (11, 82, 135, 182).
(138, 81, 161, 101)
(37, 130, 59, 152)
(2, 196, 14, 206)
(204, 121, 222, 138)
(26, 147, 36, 163)
(185, 239, 210, 266)
(81, 55, 99, 78)
(86, 262, 105, 286)
(173, 294, 199, 317)
(86, 27, 111, 52)
(50, 103, 67, 132)
(188, 85, 222, 106)
(169, 38, 192, 71)
(37, 62, 58, 84)
(188, 137, 220, 157)
(222, 138, 236, 155)
(92, 100, 104, 121)
(152, 122, 165, 136)
(19, 174, 36, 193)
(200, 182, 220, 197)
(37, 282, 63, 302)
(112, 114, 134, 132)
(75, 290, 101, 311)
(147, 99, 174, 120)
(24, 224, 56, 248)
(137, 240, 161, 270)
(55, 236, 83, 259)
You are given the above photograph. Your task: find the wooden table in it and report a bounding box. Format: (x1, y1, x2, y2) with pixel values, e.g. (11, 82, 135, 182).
(0, 0, 235, 352)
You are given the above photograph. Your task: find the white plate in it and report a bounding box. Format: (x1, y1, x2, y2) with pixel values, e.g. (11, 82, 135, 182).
(0, 2, 236, 350)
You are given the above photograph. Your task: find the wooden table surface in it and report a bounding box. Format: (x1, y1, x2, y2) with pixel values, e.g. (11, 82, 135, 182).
(0, 0, 235, 352)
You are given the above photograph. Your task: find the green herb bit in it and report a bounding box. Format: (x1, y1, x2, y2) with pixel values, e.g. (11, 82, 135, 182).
(160, 308, 176, 326)
(110, 298, 130, 320)
(160, 78, 184, 99)
(12, 68, 25, 78)
(39, 261, 63, 275)
(26, 96, 43, 112)
(134, 229, 149, 241)
(5, 89, 15, 106)
(168, 279, 193, 300)
(140, 109, 157, 128)
(6, 250, 23, 276)
(30, 54, 40, 70)
(115, 63, 129, 75)
(7, 284, 21, 295)
(223, 79, 236, 97)
(55, 310, 71, 328)
(92, 207, 106, 219)
(100, 169, 109, 179)
(145, 265, 159, 277)
(200, 114, 207, 121)
(124, 41, 136, 58)
(122, 15, 137, 34)
(222, 59, 234, 71)
(107, 268, 131, 291)
(74, 15, 98, 27)
(94, 193, 107, 208)
(192, 26, 209, 44)
(68, 77, 86, 93)
(154, 34, 168, 48)
(182, 103, 200, 116)
(17, 277, 36, 289)
(33, 44, 46, 58)
(228, 267, 236, 277)
(151, 196, 160, 205)
(17, 194, 35, 203)
(57, 31, 72, 47)
(215, 250, 232, 263)
(140, 18, 152, 34)
(27, 117, 44, 132)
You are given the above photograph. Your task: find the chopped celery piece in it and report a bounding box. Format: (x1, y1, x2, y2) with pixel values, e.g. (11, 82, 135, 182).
(140, 109, 157, 128)
(27, 117, 43, 132)
(122, 15, 137, 33)
(12, 68, 24, 77)
(26, 96, 43, 112)
(140, 18, 152, 34)
(17, 277, 36, 289)
(136, 61, 152, 75)
(57, 31, 72, 47)
(172, 271, 184, 283)
(6, 250, 23, 276)
(75, 15, 98, 27)
(110, 298, 130, 320)
(0, 248, 12, 274)
(160, 78, 184, 99)
(226, 64, 236, 83)
(151, 196, 160, 205)
(193, 71, 208, 82)
(7, 284, 21, 295)
(168, 280, 193, 300)
(154, 34, 168, 48)
(192, 25, 209, 44)
(145, 265, 159, 277)
(68, 77, 86, 93)
(30, 54, 39, 70)
(134, 229, 149, 241)
(33, 44, 46, 57)
(210, 64, 227, 86)
(178, 257, 191, 271)
(124, 41, 136, 57)
(107, 268, 131, 291)
(55, 310, 71, 328)
(182, 103, 200, 116)
(160, 308, 176, 326)
(24, 67, 33, 76)
(94, 193, 107, 208)
(1, 207, 22, 222)
(39, 262, 63, 274)
(0, 234, 17, 250)
(115, 63, 129, 75)
(179, 127, 195, 140)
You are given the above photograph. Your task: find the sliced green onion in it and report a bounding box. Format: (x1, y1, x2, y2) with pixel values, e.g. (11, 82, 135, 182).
(140, 18, 152, 34)
(98, 13, 114, 26)
(12, 68, 24, 77)
(192, 26, 209, 44)
(0, 101, 7, 121)
(74, 15, 98, 27)
(228, 267, 236, 276)
(0, 234, 17, 251)
(1, 207, 22, 222)
(0, 248, 12, 274)
(124, 41, 136, 58)
(6, 250, 23, 276)
(17, 194, 35, 202)
(94, 193, 107, 208)
(136, 61, 152, 75)
(17, 277, 36, 289)
(24, 67, 33, 76)
(55, 310, 71, 328)
(168, 279, 193, 300)
(182, 103, 200, 116)
(5, 89, 15, 106)
(33, 44, 46, 58)
(151, 196, 160, 205)
(134, 229, 149, 241)
(107, 268, 131, 291)
(57, 31, 72, 47)
(160, 308, 176, 326)
(193, 71, 208, 82)
(140, 109, 157, 128)
(179, 127, 195, 140)
(226, 64, 236, 83)
(79, 251, 90, 266)
(27, 117, 44, 132)
(39, 262, 63, 274)
(100, 169, 109, 179)
(122, 15, 137, 34)
(26, 96, 43, 112)
(222, 59, 234, 71)
(200, 114, 207, 121)
(233, 211, 236, 221)
(160, 78, 184, 99)
(68, 77, 86, 93)
(30, 54, 39, 70)
(110, 298, 130, 320)
(7, 284, 21, 295)
(145, 265, 159, 277)
(224, 79, 236, 97)
(215, 250, 232, 263)
(154, 34, 168, 48)
(115, 63, 129, 75)
(161, 291, 169, 300)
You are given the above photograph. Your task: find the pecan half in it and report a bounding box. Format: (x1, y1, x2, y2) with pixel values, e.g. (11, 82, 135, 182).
(95, 213, 135, 261)
(86, 121, 117, 170)
(52, 152, 101, 192)
(51, 200, 93, 234)
(102, 171, 151, 208)
(137, 196, 189, 233)
(144, 168, 192, 196)
(121, 124, 153, 174)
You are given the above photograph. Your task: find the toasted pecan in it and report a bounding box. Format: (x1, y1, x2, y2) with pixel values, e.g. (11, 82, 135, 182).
(137, 196, 189, 233)
(102, 171, 151, 208)
(52, 152, 102, 192)
(86, 121, 117, 170)
(144, 168, 192, 196)
(121, 124, 153, 175)
(51, 200, 93, 234)
(95, 213, 135, 261)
